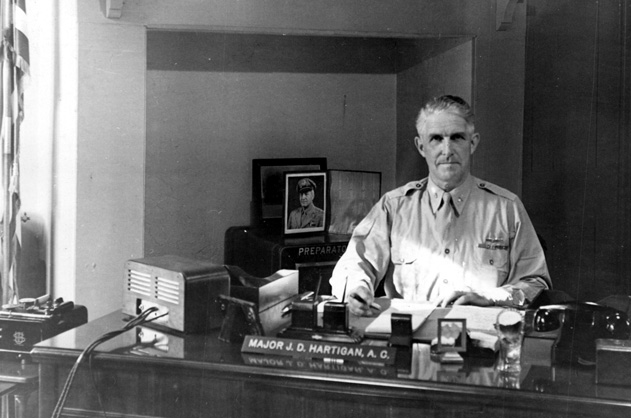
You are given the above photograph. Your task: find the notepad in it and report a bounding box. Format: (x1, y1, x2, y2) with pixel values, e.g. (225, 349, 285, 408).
(413, 305, 504, 346)
(444, 305, 504, 334)
(350, 298, 436, 337)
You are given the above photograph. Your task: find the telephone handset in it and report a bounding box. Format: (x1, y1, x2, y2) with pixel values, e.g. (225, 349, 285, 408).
(534, 301, 630, 365)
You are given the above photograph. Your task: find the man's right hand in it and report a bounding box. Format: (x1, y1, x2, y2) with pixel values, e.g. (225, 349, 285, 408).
(347, 286, 376, 317)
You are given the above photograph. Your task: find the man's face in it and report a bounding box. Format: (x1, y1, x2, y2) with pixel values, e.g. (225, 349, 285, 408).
(415, 111, 480, 191)
(299, 189, 314, 208)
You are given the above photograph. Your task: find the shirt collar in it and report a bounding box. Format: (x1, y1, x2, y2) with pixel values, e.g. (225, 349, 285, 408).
(426, 175, 474, 216)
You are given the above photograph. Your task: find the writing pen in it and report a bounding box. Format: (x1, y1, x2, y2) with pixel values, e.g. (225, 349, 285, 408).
(350, 294, 381, 311)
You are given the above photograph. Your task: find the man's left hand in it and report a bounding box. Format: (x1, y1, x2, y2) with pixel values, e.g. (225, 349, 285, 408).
(437, 290, 494, 307)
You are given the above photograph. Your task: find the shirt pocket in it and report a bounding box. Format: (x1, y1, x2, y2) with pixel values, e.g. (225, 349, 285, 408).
(390, 246, 422, 296)
(471, 246, 509, 286)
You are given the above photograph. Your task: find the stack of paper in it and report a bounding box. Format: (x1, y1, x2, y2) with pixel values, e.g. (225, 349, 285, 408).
(350, 299, 506, 352)
(444, 305, 504, 334)
(350, 298, 436, 337)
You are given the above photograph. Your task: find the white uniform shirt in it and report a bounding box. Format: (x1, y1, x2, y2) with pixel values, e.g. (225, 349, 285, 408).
(329, 175, 551, 306)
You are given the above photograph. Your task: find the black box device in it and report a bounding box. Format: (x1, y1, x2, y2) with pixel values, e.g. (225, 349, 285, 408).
(123, 255, 230, 333)
(0, 298, 87, 355)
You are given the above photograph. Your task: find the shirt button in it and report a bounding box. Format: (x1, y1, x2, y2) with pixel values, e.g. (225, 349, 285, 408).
(444, 248, 450, 254)
(443, 279, 449, 284)
(489, 259, 494, 265)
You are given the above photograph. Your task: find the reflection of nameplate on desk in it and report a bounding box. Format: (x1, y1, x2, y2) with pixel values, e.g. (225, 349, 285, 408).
(242, 353, 398, 378)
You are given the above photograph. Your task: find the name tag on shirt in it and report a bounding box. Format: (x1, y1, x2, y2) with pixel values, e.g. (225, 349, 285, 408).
(478, 237, 508, 251)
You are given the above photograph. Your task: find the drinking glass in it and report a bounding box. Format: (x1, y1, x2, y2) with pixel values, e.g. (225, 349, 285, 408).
(495, 308, 525, 373)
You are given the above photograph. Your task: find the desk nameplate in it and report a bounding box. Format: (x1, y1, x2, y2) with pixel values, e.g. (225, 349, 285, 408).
(241, 335, 396, 365)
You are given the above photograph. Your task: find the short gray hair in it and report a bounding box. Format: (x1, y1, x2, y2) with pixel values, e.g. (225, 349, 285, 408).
(415, 95, 475, 136)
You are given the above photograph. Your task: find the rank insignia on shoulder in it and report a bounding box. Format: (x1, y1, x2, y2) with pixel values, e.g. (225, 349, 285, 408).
(476, 181, 517, 201)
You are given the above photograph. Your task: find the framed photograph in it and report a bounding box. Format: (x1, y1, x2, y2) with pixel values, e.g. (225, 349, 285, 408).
(328, 169, 381, 234)
(284, 172, 327, 235)
(252, 158, 327, 227)
(436, 318, 467, 353)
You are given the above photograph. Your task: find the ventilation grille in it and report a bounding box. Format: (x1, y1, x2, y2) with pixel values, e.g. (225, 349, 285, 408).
(127, 269, 181, 305)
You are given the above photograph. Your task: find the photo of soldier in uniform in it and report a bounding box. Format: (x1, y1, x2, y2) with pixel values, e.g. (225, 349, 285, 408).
(284, 172, 327, 235)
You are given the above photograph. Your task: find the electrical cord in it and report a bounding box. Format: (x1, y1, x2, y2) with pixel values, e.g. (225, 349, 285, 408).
(50, 307, 161, 418)
(87, 326, 168, 417)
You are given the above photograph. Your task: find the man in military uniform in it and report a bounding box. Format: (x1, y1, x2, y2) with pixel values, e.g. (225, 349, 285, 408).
(287, 178, 324, 229)
(330, 95, 551, 316)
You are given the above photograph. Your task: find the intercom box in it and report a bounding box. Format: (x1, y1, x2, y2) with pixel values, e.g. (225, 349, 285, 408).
(595, 338, 631, 386)
(123, 255, 230, 333)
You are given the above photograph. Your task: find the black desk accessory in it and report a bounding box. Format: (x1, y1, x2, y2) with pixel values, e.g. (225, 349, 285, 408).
(0, 297, 87, 357)
(389, 313, 413, 373)
(278, 294, 362, 343)
(534, 301, 630, 365)
(389, 313, 413, 347)
(595, 338, 631, 385)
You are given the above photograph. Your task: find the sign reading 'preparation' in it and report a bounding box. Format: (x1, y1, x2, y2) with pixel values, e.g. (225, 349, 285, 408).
(241, 335, 396, 365)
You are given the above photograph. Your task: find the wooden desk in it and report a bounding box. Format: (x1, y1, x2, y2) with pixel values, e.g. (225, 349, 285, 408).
(32, 311, 631, 418)
(0, 360, 38, 418)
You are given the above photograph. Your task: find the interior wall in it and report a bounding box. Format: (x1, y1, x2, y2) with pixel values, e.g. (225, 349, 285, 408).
(63, 0, 527, 318)
(145, 70, 396, 261)
(523, 0, 631, 301)
(396, 40, 474, 185)
(69, 2, 147, 320)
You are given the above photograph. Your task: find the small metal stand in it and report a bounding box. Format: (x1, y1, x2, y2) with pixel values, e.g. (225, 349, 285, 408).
(217, 295, 264, 343)
(434, 318, 467, 364)
(277, 296, 362, 343)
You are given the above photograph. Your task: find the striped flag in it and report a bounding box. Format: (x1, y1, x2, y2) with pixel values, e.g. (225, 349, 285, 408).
(12, 0, 28, 121)
(1, 0, 29, 305)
